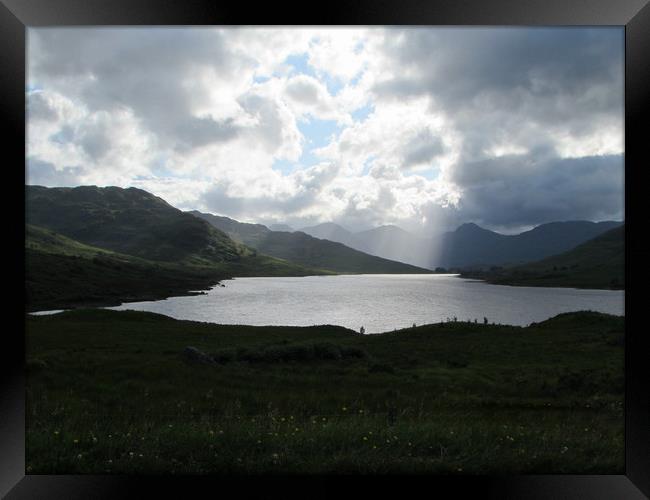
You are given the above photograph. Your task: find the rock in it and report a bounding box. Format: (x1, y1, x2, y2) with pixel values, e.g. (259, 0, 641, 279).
(182, 346, 215, 365)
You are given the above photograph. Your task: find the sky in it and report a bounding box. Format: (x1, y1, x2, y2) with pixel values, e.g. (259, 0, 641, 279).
(26, 27, 624, 234)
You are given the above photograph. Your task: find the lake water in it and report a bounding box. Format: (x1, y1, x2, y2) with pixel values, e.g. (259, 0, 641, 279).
(101, 274, 624, 334)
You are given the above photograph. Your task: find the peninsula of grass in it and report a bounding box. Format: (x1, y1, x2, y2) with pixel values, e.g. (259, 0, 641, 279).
(26, 224, 332, 312)
(26, 309, 624, 474)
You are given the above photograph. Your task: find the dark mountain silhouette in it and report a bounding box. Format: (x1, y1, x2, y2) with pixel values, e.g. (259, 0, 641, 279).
(299, 222, 359, 249)
(268, 224, 294, 232)
(301, 219, 622, 269)
(437, 220, 623, 268)
(460, 225, 624, 289)
(191, 211, 432, 274)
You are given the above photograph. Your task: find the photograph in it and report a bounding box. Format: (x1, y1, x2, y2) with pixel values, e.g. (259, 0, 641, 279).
(24, 25, 627, 476)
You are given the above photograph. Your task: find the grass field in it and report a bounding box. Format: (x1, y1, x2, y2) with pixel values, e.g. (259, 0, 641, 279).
(25, 309, 624, 474)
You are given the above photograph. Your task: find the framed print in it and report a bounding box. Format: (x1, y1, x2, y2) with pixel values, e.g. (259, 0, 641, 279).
(3, 0, 649, 498)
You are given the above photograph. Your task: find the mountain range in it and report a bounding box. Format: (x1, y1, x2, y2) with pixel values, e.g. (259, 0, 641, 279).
(25, 184, 624, 310)
(299, 220, 622, 269)
(25, 185, 432, 310)
(188, 211, 431, 274)
(300, 222, 432, 268)
(460, 225, 624, 289)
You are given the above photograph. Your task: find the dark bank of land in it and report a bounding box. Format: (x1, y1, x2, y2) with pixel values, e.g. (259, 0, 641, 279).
(459, 226, 624, 290)
(26, 309, 623, 474)
(25, 224, 332, 312)
(25, 184, 431, 312)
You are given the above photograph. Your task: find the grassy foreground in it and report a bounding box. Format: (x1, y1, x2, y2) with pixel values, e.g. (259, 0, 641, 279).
(26, 309, 624, 474)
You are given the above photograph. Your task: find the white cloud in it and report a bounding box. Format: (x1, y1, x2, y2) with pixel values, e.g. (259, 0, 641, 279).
(26, 27, 624, 233)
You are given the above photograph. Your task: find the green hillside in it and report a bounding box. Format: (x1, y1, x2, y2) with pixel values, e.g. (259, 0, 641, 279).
(25, 224, 225, 311)
(26, 185, 246, 265)
(26, 309, 623, 474)
(191, 211, 433, 274)
(25, 222, 329, 312)
(24, 185, 335, 306)
(461, 225, 624, 289)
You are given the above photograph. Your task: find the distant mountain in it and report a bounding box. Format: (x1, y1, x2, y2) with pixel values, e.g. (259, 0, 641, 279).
(191, 211, 433, 274)
(300, 223, 432, 268)
(299, 222, 358, 249)
(301, 219, 623, 269)
(460, 225, 624, 289)
(435, 220, 623, 269)
(269, 224, 294, 232)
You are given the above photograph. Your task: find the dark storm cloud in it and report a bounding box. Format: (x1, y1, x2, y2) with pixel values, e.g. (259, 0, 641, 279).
(375, 27, 623, 159)
(376, 28, 622, 113)
(451, 153, 624, 227)
(373, 27, 624, 228)
(402, 129, 445, 168)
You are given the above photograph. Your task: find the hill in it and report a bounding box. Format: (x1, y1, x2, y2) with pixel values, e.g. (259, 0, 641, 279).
(268, 224, 294, 232)
(25, 224, 325, 311)
(26, 308, 623, 474)
(460, 225, 624, 289)
(191, 211, 433, 274)
(299, 220, 621, 269)
(25, 224, 228, 311)
(436, 220, 622, 268)
(25, 185, 334, 311)
(26, 185, 246, 266)
(299, 222, 359, 249)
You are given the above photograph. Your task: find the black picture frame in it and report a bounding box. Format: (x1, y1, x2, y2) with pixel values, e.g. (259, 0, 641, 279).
(3, 1, 649, 498)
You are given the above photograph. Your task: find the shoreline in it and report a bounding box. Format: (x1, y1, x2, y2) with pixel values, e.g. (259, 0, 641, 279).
(457, 273, 625, 292)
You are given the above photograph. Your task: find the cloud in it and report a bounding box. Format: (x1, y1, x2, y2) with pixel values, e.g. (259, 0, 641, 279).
(285, 75, 320, 104)
(26, 27, 624, 234)
(27, 91, 59, 122)
(450, 153, 624, 227)
(26, 158, 83, 186)
(174, 116, 240, 151)
(402, 128, 445, 169)
(372, 27, 624, 163)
